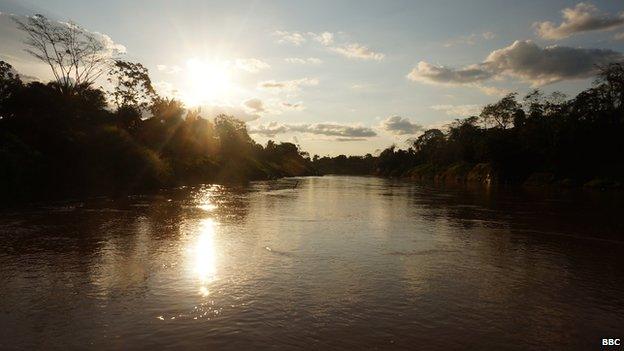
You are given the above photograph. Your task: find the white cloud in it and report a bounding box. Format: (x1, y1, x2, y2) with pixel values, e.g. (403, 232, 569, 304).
(248, 121, 289, 137)
(430, 104, 482, 116)
(153, 80, 180, 97)
(407, 61, 493, 84)
(308, 31, 334, 46)
(329, 43, 385, 61)
(476, 85, 510, 96)
(285, 57, 323, 64)
(91, 31, 126, 56)
(243, 98, 266, 113)
(272, 30, 306, 46)
(258, 77, 319, 92)
(379, 116, 424, 135)
(235, 58, 270, 73)
(199, 105, 261, 122)
(485, 40, 623, 85)
(534, 2, 624, 40)
(250, 122, 377, 139)
(280, 101, 305, 111)
(407, 40, 623, 87)
(242, 98, 306, 115)
(156, 64, 182, 74)
(482, 31, 496, 40)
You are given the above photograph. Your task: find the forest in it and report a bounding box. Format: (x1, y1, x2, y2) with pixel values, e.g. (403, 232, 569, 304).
(316, 63, 624, 188)
(0, 57, 317, 202)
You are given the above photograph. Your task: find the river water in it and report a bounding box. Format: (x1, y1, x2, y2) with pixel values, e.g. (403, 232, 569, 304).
(1, 176, 623, 350)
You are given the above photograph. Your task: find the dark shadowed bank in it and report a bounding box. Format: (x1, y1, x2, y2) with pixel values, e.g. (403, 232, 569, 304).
(0, 60, 317, 204)
(315, 63, 624, 189)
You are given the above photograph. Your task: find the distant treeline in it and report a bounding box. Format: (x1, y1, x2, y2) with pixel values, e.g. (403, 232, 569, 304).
(2, 61, 624, 204)
(0, 60, 316, 202)
(313, 63, 624, 188)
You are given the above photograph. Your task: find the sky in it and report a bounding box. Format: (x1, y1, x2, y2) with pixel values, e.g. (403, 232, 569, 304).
(1, 0, 624, 156)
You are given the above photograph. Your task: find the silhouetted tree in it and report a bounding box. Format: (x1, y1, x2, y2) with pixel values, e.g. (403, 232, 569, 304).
(14, 15, 122, 93)
(108, 60, 157, 110)
(480, 93, 523, 129)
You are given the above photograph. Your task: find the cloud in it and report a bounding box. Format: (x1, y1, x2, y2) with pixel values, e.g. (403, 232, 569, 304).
(407, 40, 623, 87)
(242, 98, 306, 115)
(87, 30, 126, 56)
(280, 101, 305, 111)
(379, 116, 424, 135)
(308, 31, 334, 45)
(258, 77, 319, 92)
(273, 29, 382, 61)
(248, 121, 289, 137)
(235, 58, 270, 73)
(485, 40, 623, 85)
(407, 61, 493, 84)
(290, 123, 377, 138)
(153, 80, 180, 98)
(243, 98, 266, 113)
(335, 138, 368, 142)
(272, 30, 306, 45)
(200, 104, 261, 122)
(482, 31, 496, 40)
(285, 57, 323, 64)
(443, 31, 496, 47)
(329, 43, 385, 61)
(615, 32, 624, 41)
(249, 122, 377, 139)
(476, 85, 510, 96)
(156, 64, 182, 74)
(534, 2, 624, 40)
(430, 104, 481, 116)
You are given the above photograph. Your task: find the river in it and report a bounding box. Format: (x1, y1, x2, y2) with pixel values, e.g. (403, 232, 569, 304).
(1, 176, 623, 350)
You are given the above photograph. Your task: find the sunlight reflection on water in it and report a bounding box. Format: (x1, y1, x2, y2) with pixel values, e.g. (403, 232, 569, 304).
(190, 218, 217, 296)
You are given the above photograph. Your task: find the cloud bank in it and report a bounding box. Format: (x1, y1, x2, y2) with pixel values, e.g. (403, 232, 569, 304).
(379, 116, 424, 135)
(534, 2, 624, 40)
(235, 58, 270, 73)
(408, 40, 623, 86)
(250, 122, 377, 140)
(258, 77, 319, 92)
(330, 43, 385, 61)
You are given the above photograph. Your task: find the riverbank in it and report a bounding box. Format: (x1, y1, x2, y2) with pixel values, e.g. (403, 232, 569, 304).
(392, 162, 623, 189)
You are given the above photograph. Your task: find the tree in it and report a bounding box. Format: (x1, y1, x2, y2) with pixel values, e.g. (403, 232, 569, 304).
(480, 93, 522, 129)
(14, 14, 122, 93)
(108, 60, 157, 110)
(594, 63, 624, 110)
(0, 61, 23, 118)
(413, 129, 444, 153)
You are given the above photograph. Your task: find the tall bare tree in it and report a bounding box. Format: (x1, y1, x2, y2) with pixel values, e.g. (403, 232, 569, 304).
(13, 14, 122, 93)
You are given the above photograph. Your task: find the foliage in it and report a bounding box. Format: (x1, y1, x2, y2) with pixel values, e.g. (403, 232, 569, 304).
(107, 60, 157, 110)
(0, 60, 313, 203)
(317, 63, 624, 186)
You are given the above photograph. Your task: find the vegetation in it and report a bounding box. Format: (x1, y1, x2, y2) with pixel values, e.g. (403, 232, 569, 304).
(2, 15, 623, 204)
(315, 63, 624, 188)
(0, 58, 314, 202)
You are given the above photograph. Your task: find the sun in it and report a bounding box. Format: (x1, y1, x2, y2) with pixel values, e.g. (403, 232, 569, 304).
(182, 58, 233, 107)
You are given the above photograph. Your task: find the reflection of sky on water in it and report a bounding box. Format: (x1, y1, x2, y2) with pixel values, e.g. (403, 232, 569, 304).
(1, 177, 623, 349)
